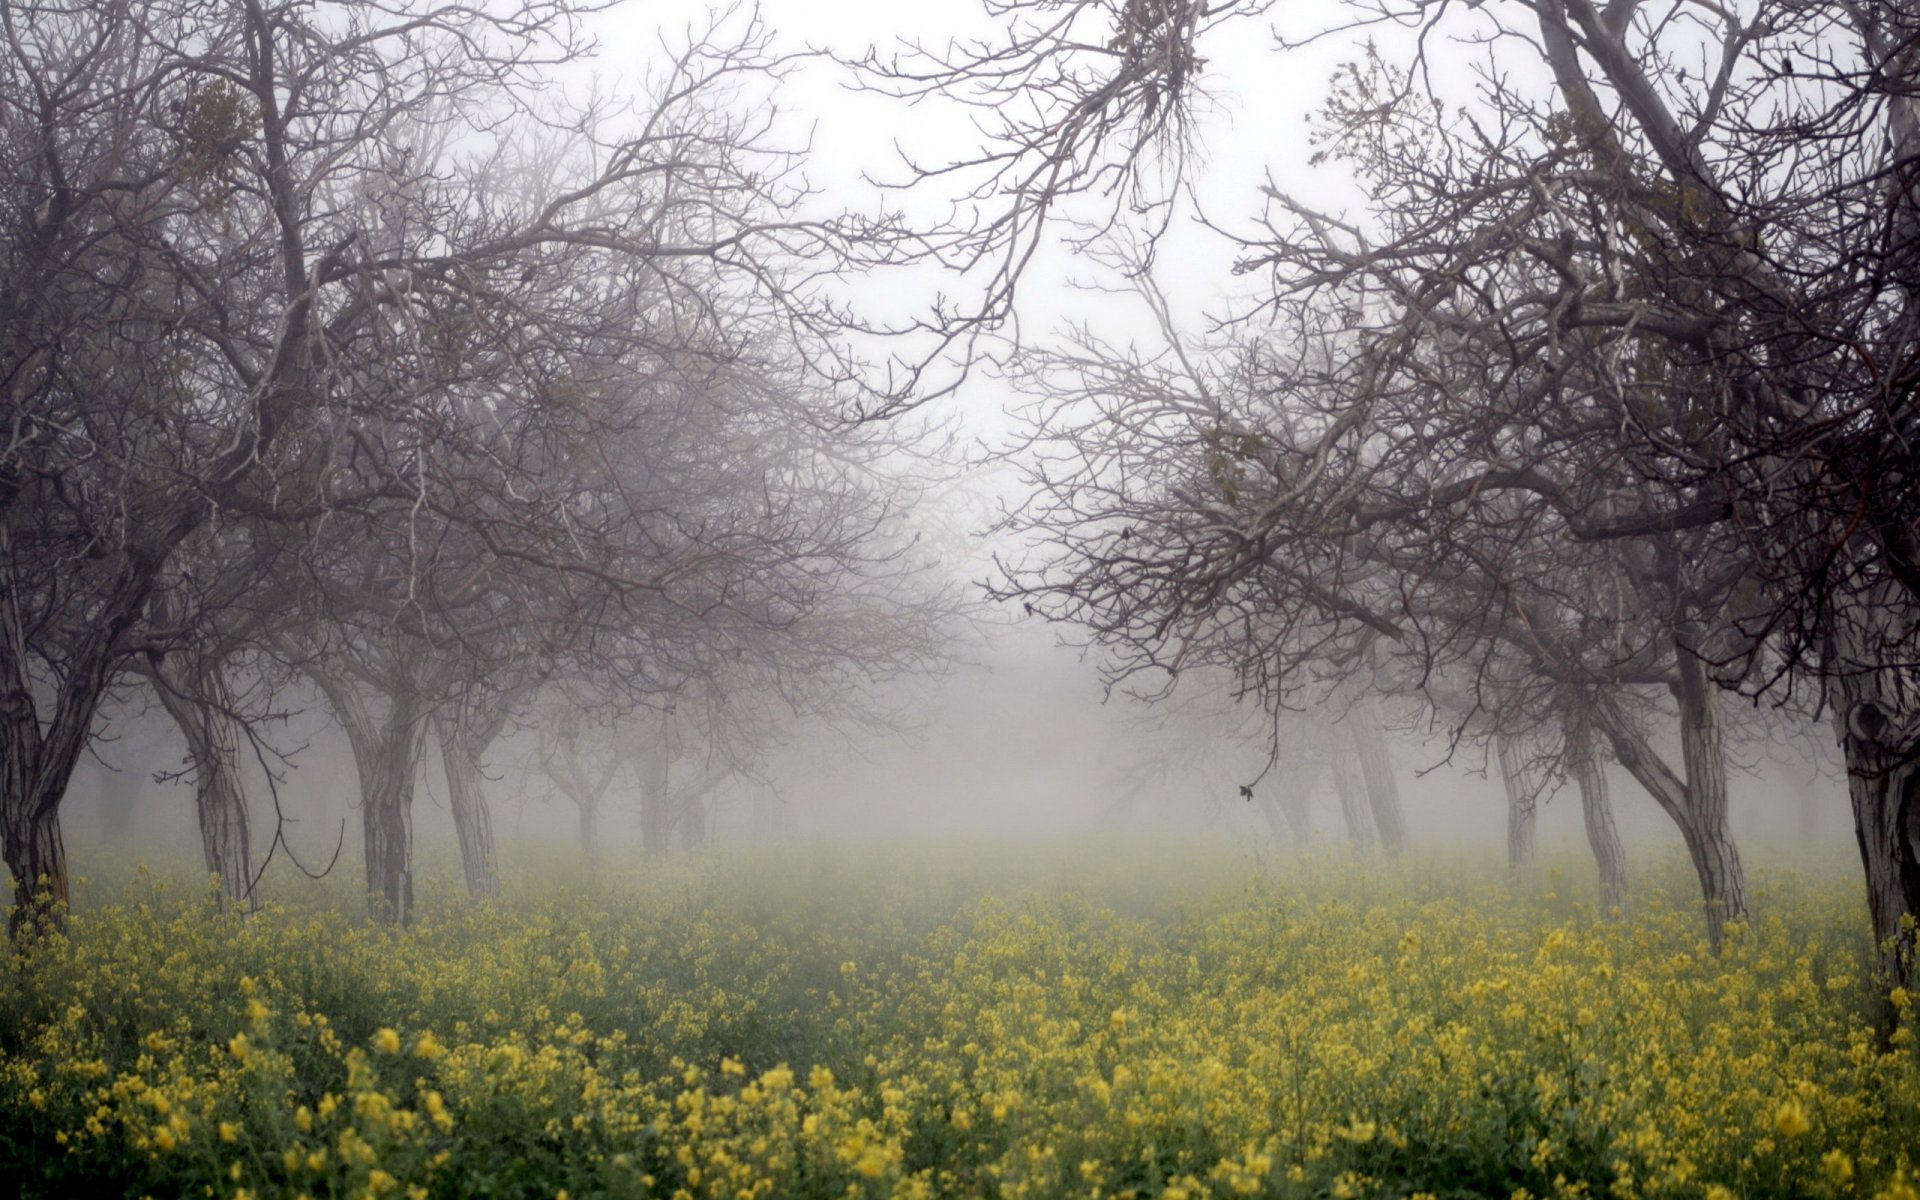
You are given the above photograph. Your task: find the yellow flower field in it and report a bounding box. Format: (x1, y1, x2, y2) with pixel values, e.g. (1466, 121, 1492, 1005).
(1, 848, 1914, 1200)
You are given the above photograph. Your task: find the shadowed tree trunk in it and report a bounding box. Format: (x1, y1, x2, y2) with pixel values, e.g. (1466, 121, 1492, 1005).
(148, 652, 257, 913)
(433, 711, 499, 899)
(1349, 704, 1407, 854)
(1498, 737, 1537, 871)
(1565, 713, 1627, 915)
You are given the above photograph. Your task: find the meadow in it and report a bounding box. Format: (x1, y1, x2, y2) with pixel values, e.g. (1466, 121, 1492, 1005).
(1, 848, 1914, 1200)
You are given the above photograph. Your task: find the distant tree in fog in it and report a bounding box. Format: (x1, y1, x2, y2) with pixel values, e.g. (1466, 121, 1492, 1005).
(1113, 679, 1406, 855)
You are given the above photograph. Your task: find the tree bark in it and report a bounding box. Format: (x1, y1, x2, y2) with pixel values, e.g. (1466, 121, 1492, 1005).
(1565, 715, 1628, 915)
(433, 712, 499, 900)
(1498, 737, 1537, 871)
(1, 796, 65, 935)
(1830, 653, 1920, 986)
(1349, 705, 1407, 853)
(356, 714, 425, 927)
(149, 652, 257, 914)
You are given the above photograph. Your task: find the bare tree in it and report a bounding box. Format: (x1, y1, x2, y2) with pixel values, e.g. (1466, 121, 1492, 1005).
(536, 705, 625, 870)
(984, 266, 1755, 937)
(0, 0, 932, 928)
(873, 0, 1920, 954)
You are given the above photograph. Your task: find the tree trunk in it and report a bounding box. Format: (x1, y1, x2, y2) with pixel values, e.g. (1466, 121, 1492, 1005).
(578, 797, 601, 869)
(2, 575, 150, 933)
(313, 669, 429, 926)
(1498, 737, 1536, 871)
(631, 715, 675, 859)
(1565, 715, 1627, 915)
(1349, 705, 1407, 853)
(433, 712, 499, 900)
(1331, 751, 1375, 857)
(149, 653, 257, 914)
(1676, 655, 1747, 947)
(357, 719, 423, 926)
(1792, 773, 1823, 843)
(1830, 656, 1920, 986)
(1597, 674, 1749, 951)
(1258, 761, 1317, 847)
(543, 712, 623, 873)
(677, 793, 710, 853)
(1277, 783, 1313, 844)
(1, 794, 65, 934)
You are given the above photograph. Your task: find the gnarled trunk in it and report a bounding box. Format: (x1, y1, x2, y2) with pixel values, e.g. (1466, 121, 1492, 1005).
(149, 652, 257, 914)
(1497, 737, 1537, 871)
(433, 712, 499, 900)
(1565, 715, 1627, 915)
(1830, 655, 1920, 986)
(1349, 705, 1407, 854)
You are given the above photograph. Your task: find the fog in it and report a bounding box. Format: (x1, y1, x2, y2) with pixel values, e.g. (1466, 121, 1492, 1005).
(56, 533, 1858, 898)
(0, 0, 1901, 959)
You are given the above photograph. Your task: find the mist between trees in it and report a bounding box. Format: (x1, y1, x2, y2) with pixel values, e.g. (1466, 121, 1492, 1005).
(1, 0, 1917, 988)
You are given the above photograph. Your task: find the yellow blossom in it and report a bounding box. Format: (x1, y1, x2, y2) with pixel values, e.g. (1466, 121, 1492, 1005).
(1775, 1099, 1812, 1138)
